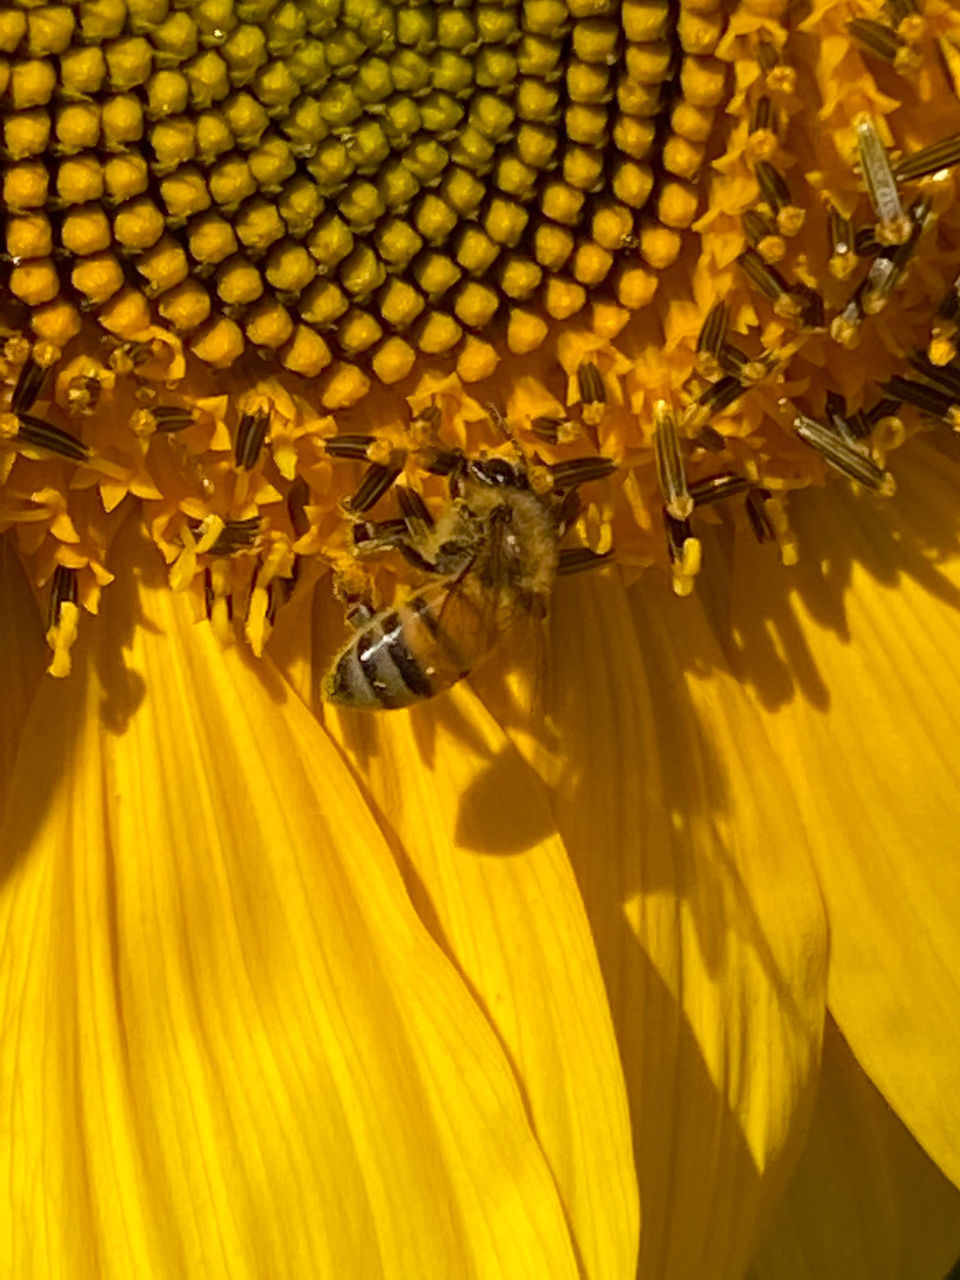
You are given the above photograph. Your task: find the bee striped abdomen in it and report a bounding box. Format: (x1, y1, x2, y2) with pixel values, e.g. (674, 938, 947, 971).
(324, 589, 475, 710)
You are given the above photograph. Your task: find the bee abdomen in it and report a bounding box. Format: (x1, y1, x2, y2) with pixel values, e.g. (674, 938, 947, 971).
(324, 597, 461, 710)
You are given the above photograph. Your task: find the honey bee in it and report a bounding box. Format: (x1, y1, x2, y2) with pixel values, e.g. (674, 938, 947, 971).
(323, 448, 614, 711)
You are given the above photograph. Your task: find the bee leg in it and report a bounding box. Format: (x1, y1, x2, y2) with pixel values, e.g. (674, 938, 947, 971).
(557, 547, 615, 575)
(351, 517, 411, 557)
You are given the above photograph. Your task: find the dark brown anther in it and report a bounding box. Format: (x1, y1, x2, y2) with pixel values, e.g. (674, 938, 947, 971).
(12, 357, 47, 413)
(825, 390, 867, 446)
(286, 476, 311, 539)
(907, 352, 960, 398)
(418, 447, 464, 477)
(756, 39, 779, 73)
(696, 376, 744, 414)
(895, 133, 960, 181)
(791, 283, 826, 330)
(938, 272, 960, 323)
(793, 412, 895, 492)
(664, 509, 694, 565)
(695, 423, 727, 452)
(746, 489, 775, 542)
(577, 361, 606, 413)
(549, 456, 618, 488)
(234, 407, 269, 470)
(396, 484, 434, 529)
(47, 563, 78, 632)
(828, 205, 856, 278)
(855, 226, 881, 256)
(352, 517, 410, 552)
(556, 546, 615, 575)
(689, 473, 751, 506)
(324, 433, 376, 459)
(887, 0, 917, 20)
(697, 302, 728, 360)
(750, 97, 776, 137)
(755, 161, 791, 213)
(742, 209, 783, 261)
(861, 197, 932, 314)
(151, 405, 195, 433)
(883, 375, 957, 420)
(530, 415, 577, 444)
(846, 17, 907, 64)
(345, 459, 404, 513)
(864, 395, 903, 424)
(737, 250, 798, 316)
(208, 516, 262, 556)
(15, 412, 90, 462)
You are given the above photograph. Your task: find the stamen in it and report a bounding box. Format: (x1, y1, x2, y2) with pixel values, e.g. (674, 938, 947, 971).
(755, 161, 805, 235)
(345, 457, 405, 513)
(577, 361, 606, 424)
(45, 564, 80, 679)
(12, 355, 49, 414)
(694, 423, 728, 452)
(549, 456, 618, 488)
(883, 374, 960, 425)
(864, 395, 904, 425)
(792, 411, 896, 493)
(737, 250, 801, 318)
(828, 205, 857, 279)
(324, 434, 376, 460)
(746, 489, 799, 565)
(208, 517, 262, 556)
(530, 415, 582, 444)
(742, 210, 785, 263)
(906, 352, 960, 398)
(895, 133, 960, 181)
(663, 509, 701, 596)
(13, 412, 91, 462)
(418, 447, 464, 477)
(287, 477, 311, 539)
(720, 346, 777, 384)
(150, 405, 196, 433)
(234, 407, 270, 470)
(683, 376, 745, 436)
(861, 197, 931, 314)
(396, 484, 435, 530)
(696, 302, 728, 378)
(352, 517, 411, 554)
(556, 547, 615, 575)
(689, 473, 751, 506)
(846, 18, 919, 72)
(825, 391, 869, 446)
(653, 400, 693, 520)
(855, 114, 912, 246)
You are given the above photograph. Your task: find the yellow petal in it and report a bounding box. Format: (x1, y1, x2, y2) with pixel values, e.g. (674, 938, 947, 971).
(481, 571, 827, 1280)
(0, 537, 45, 822)
(0, 532, 582, 1279)
(324, 681, 640, 1280)
(748, 1016, 960, 1280)
(726, 432, 960, 1190)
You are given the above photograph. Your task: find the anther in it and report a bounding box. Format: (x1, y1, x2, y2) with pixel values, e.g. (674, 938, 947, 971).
(418, 447, 465, 477)
(792, 411, 896, 493)
(696, 302, 728, 379)
(12, 353, 50, 414)
(737, 250, 801, 318)
(549, 456, 618, 489)
(846, 18, 919, 72)
(45, 563, 80, 679)
(828, 205, 857, 279)
(577, 361, 606, 425)
(234, 407, 270, 470)
(895, 133, 960, 181)
(530, 415, 582, 444)
(861, 197, 931, 315)
(556, 547, 615, 575)
(855, 226, 881, 257)
(864, 395, 904, 425)
(882, 374, 960, 425)
(287, 476, 311, 539)
(695, 423, 728, 452)
(345, 457, 405, 513)
(689, 473, 751, 506)
(208, 516, 262, 556)
(150, 405, 196, 433)
(855, 115, 912, 245)
(720, 346, 775, 384)
(746, 488, 798, 564)
(324, 434, 376, 460)
(396, 484, 435, 530)
(906, 352, 960, 399)
(755, 161, 805, 235)
(13, 412, 91, 462)
(742, 209, 785, 263)
(653, 400, 693, 520)
(663, 509, 701, 596)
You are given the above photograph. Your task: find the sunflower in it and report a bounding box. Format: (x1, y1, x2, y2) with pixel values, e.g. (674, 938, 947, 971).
(2, 0, 960, 1275)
